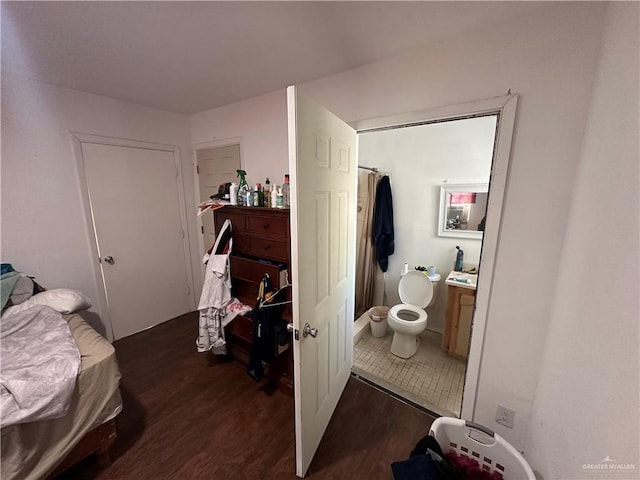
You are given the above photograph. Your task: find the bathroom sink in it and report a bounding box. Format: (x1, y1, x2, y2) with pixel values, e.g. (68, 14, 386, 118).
(445, 271, 478, 290)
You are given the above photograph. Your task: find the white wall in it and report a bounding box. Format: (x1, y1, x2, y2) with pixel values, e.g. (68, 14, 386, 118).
(525, 3, 639, 478)
(190, 89, 289, 191)
(358, 116, 496, 332)
(1, 74, 199, 336)
(186, 3, 608, 452)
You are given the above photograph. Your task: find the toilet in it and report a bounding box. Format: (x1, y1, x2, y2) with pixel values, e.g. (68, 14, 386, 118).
(387, 270, 440, 358)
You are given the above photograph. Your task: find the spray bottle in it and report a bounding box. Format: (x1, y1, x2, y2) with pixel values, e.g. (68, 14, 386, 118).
(454, 246, 464, 272)
(236, 169, 249, 206)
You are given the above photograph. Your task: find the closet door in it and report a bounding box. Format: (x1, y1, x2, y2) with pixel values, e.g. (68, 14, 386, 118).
(196, 144, 241, 250)
(288, 86, 357, 477)
(81, 142, 192, 340)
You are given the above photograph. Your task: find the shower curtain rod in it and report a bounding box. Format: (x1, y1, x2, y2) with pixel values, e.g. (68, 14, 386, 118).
(358, 165, 379, 173)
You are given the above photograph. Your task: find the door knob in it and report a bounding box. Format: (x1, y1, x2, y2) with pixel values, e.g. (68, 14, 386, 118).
(103, 256, 115, 265)
(303, 322, 318, 338)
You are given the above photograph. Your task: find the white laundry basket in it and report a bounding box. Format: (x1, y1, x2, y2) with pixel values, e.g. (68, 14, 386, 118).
(429, 417, 535, 480)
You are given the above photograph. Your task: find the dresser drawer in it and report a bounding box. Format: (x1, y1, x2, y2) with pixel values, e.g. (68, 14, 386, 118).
(227, 314, 253, 343)
(247, 214, 288, 239)
(232, 280, 258, 306)
(230, 255, 285, 288)
(246, 236, 288, 262)
(231, 269, 287, 306)
(232, 232, 248, 255)
(215, 211, 246, 232)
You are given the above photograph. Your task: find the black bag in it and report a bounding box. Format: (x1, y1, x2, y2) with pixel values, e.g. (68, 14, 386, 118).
(247, 275, 285, 381)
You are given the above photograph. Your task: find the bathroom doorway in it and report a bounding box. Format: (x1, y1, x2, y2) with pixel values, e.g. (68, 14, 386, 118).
(350, 102, 514, 418)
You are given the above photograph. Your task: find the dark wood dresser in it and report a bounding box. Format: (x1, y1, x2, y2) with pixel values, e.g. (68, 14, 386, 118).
(213, 205, 293, 394)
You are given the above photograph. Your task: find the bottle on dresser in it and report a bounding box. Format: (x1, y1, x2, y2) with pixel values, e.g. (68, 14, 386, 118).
(283, 174, 291, 208)
(276, 186, 284, 208)
(253, 184, 261, 207)
(230, 183, 238, 205)
(263, 178, 271, 206)
(236, 169, 249, 206)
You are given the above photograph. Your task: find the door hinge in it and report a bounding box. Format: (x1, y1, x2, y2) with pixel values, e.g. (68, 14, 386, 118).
(196, 165, 200, 174)
(181, 229, 185, 239)
(201, 226, 204, 234)
(187, 285, 191, 296)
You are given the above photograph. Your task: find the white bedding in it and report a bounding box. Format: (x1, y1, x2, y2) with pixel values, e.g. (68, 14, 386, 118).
(1, 313, 122, 480)
(0, 305, 81, 427)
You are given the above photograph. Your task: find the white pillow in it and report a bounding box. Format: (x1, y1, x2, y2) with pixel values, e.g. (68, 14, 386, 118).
(4, 289, 92, 315)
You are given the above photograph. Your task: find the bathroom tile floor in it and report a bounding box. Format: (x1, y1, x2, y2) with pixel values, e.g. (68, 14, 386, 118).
(353, 316, 466, 417)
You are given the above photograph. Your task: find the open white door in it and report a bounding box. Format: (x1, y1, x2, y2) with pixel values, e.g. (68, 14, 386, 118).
(288, 86, 357, 477)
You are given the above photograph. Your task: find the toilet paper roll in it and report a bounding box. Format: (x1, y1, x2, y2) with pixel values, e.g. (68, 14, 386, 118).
(401, 263, 410, 276)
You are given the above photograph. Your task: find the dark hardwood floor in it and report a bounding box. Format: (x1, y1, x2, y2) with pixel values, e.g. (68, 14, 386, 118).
(59, 312, 434, 479)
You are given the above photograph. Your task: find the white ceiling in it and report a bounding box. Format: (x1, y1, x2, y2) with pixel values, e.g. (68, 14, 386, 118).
(2, 1, 552, 114)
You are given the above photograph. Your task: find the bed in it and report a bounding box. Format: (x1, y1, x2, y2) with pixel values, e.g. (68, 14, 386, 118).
(1, 311, 122, 479)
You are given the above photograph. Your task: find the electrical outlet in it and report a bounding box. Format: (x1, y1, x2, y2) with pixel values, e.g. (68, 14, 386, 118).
(496, 405, 515, 428)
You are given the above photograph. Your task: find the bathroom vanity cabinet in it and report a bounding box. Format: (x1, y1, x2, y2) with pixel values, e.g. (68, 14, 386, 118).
(442, 283, 476, 359)
(213, 205, 293, 394)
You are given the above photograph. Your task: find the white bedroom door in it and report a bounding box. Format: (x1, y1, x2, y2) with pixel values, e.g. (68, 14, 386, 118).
(287, 86, 357, 477)
(81, 142, 193, 340)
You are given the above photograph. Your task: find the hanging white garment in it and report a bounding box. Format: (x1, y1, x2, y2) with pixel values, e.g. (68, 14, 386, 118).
(196, 219, 233, 354)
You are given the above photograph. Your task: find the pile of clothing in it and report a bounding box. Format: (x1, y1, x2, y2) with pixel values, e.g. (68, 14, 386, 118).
(196, 219, 250, 354)
(1, 263, 45, 311)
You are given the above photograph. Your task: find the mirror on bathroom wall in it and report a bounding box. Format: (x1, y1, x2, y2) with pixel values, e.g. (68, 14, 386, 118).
(438, 183, 489, 239)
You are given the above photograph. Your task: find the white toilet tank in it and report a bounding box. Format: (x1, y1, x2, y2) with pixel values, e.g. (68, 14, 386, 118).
(426, 273, 441, 307)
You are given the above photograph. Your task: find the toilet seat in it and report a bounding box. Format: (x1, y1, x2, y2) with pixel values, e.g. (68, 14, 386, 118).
(388, 304, 427, 334)
(389, 304, 427, 323)
(389, 271, 433, 325)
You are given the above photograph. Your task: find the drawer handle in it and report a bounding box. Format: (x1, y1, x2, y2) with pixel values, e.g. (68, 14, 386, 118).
(263, 244, 270, 250)
(262, 223, 270, 229)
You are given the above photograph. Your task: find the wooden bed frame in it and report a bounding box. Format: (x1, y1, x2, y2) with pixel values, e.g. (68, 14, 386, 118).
(47, 418, 117, 478)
